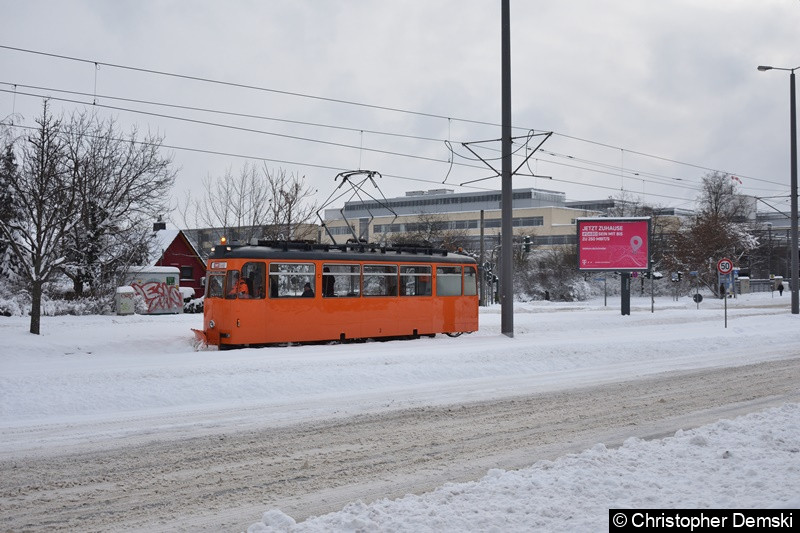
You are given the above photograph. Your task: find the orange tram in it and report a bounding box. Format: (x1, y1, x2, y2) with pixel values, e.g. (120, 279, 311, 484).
(193, 240, 479, 348)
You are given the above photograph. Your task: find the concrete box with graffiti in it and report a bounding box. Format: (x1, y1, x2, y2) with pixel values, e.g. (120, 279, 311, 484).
(125, 266, 184, 314)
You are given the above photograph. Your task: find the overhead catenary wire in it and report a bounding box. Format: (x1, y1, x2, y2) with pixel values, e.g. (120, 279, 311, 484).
(0, 84, 716, 201)
(0, 44, 786, 209)
(0, 44, 491, 126)
(6, 78, 730, 195)
(1, 118, 725, 208)
(0, 116, 771, 212)
(0, 87, 459, 168)
(0, 44, 773, 186)
(0, 120, 493, 192)
(0, 81, 447, 144)
(0, 98, 776, 211)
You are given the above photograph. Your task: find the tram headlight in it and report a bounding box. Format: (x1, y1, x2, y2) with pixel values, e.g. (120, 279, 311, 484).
(208, 319, 216, 329)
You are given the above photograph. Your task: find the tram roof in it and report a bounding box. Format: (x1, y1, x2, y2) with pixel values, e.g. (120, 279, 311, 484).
(210, 240, 476, 265)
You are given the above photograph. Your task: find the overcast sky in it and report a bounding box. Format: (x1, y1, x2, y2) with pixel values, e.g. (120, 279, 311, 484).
(1, 1, 799, 220)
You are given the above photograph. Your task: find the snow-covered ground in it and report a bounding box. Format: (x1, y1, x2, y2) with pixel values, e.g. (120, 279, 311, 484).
(1, 291, 799, 531)
(251, 404, 800, 532)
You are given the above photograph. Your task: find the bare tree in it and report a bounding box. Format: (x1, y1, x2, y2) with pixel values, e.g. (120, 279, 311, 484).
(517, 244, 585, 301)
(665, 216, 755, 295)
(180, 163, 270, 241)
(697, 171, 753, 221)
(0, 102, 78, 334)
(60, 111, 177, 296)
(178, 164, 316, 242)
(389, 212, 470, 251)
(664, 172, 757, 295)
(263, 167, 318, 240)
(605, 190, 646, 218)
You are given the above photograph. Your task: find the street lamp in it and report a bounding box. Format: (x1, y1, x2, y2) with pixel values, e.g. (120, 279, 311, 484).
(766, 222, 773, 278)
(758, 65, 799, 314)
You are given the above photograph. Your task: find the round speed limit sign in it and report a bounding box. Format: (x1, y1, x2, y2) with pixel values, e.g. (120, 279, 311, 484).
(717, 258, 733, 274)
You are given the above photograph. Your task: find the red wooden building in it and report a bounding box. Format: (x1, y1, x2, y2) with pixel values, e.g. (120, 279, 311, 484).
(151, 227, 207, 299)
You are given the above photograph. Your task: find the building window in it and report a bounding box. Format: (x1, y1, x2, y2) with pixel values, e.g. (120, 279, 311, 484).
(180, 266, 194, 280)
(516, 216, 544, 227)
(328, 225, 356, 235)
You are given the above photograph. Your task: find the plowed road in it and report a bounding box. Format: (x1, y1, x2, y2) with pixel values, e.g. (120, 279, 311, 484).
(2, 357, 799, 532)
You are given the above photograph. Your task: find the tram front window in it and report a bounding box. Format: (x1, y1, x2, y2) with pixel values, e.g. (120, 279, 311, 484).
(225, 270, 249, 299)
(206, 274, 224, 298)
(464, 266, 478, 296)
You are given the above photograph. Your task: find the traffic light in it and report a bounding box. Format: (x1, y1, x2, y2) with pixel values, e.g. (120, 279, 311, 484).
(524, 235, 531, 253)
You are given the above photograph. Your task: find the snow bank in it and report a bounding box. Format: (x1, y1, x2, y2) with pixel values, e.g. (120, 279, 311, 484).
(249, 404, 800, 532)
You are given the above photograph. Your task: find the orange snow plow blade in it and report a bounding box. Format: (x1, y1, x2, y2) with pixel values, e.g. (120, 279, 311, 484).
(191, 328, 208, 348)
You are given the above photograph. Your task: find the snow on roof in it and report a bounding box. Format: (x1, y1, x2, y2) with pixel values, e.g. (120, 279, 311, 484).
(115, 286, 136, 294)
(148, 229, 205, 265)
(127, 265, 180, 274)
(150, 229, 181, 265)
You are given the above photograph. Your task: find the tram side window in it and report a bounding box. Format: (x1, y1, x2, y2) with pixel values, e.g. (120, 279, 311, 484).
(400, 265, 432, 296)
(436, 266, 462, 296)
(464, 265, 478, 296)
(322, 264, 360, 297)
(242, 262, 266, 299)
(269, 263, 316, 298)
(363, 264, 398, 297)
(206, 274, 225, 298)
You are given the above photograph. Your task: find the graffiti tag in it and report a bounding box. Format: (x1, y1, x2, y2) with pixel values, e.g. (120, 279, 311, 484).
(131, 281, 183, 313)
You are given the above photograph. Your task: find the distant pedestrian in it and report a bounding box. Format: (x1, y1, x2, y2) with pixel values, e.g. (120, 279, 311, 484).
(778, 282, 784, 296)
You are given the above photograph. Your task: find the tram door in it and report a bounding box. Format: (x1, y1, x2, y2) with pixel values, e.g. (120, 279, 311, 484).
(436, 266, 462, 331)
(222, 262, 267, 344)
(202, 269, 226, 345)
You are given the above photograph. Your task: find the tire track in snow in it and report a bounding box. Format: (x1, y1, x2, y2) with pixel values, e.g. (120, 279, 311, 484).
(1, 357, 799, 532)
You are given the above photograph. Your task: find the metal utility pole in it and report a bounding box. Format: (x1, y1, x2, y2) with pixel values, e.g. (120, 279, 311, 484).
(500, 0, 514, 337)
(792, 69, 798, 314)
(479, 210, 486, 306)
(758, 65, 799, 314)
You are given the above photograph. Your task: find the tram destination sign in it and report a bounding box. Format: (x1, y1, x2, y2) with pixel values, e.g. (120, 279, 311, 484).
(577, 217, 651, 271)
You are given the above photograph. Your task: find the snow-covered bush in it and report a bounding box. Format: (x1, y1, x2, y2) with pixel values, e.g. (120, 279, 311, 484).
(0, 274, 115, 316)
(184, 296, 204, 313)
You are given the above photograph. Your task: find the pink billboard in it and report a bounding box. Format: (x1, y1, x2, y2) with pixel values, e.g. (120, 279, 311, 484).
(577, 218, 651, 271)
